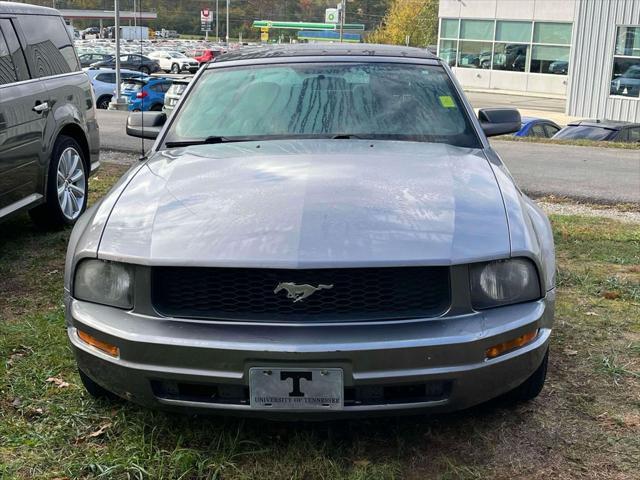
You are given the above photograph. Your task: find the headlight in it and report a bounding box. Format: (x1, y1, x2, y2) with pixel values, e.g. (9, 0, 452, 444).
(74, 260, 134, 309)
(470, 258, 541, 309)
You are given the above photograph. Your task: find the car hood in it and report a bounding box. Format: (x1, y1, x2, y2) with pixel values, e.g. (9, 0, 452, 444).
(98, 140, 511, 267)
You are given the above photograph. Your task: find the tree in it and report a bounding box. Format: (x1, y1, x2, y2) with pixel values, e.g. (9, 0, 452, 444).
(367, 0, 438, 47)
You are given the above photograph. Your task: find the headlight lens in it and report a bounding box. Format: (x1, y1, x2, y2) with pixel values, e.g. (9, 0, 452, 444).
(470, 258, 541, 309)
(74, 260, 134, 309)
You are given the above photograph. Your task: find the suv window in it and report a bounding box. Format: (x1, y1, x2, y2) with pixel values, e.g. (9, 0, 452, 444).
(96, 72, 116, 83)
(543, 124, 559, 137)
(18, 14, 79, 77)
(0, 25, 17, 84)
(530, 124, 546, 137)
(616, 129, 629, 142)
(0, 19, 29, 82)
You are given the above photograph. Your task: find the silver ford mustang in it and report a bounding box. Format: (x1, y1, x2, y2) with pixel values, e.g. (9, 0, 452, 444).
(65, 44, 555, 418)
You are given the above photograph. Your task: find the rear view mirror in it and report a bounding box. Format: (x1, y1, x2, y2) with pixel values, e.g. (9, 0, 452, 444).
(126, 112, 166, 139)
(478, 108, 522, 137)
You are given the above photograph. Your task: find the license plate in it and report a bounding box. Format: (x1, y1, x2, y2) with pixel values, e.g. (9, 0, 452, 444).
(249, 367, 343, 410)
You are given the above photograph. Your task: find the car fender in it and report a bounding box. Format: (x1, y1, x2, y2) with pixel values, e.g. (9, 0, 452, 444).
(483, 147, 555, 292)
(64, 162, 147, 297)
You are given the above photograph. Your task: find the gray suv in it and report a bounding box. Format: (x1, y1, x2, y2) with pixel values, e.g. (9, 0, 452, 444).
(0, 2, 99, 228)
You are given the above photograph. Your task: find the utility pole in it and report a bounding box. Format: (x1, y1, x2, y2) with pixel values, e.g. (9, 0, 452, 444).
(339, 0, 346, 43)
(226, 0, 230, 44)
(216, 0, 219, 42)
(114, 0, 121, 102)
(109, 0, 127, 110)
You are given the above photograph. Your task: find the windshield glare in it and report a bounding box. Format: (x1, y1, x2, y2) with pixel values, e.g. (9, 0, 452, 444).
(170, 51, 187, 58)
(167, 63, 480, 148)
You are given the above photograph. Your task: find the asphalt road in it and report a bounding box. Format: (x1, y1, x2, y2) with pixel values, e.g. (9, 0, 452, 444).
(97, 111, 639, 204)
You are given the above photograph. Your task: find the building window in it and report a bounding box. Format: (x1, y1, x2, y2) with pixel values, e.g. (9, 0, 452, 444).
(439, 39, 457, 67)
(441, 19, 459, 39)
(460, 20, 494, 41)
(458, 40, 492, 69)
(438, 18, 571, 75)
(611, 26, 640, 98)
(530, 23, 572, 74)
(533, 22, 572, 45)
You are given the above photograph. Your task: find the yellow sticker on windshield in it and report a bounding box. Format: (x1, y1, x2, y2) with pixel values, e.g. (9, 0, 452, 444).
(439, 95, 456, 108)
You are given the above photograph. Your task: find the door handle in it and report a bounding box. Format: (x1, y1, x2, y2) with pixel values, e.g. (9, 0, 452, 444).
(33, 101, 50, 114)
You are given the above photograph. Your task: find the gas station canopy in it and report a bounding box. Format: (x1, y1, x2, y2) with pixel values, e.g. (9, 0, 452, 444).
(252, 20, 365, 31)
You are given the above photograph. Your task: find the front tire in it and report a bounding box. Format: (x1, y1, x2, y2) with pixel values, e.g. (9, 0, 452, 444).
(139, 66, 150, 74)
(96, 95, 112, 109)
(78, 370, 119, 401)
(503, 349, 548, 404)
(29, 135, 88, 229)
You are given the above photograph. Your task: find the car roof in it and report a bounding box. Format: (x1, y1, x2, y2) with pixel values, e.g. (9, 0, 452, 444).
(521, 117, 559, 126)
(0, 1, 58, 15)
(567, 119, 640, 130)
(214, 43, 438, 64)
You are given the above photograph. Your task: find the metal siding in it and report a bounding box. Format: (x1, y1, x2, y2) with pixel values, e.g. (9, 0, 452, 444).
(568, 0, 640, 121)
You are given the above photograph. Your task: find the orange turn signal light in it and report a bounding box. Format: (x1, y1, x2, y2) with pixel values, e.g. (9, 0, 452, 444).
(486, 330, 538, 359)
(77, 330, 120, 357)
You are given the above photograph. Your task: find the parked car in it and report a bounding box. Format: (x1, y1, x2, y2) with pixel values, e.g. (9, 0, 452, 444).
(148, 50, 199, 73)
(548, 61, 569, 75)
(553, 119, 640, 143)
(81, 26, 100, 39)
(84, 68, 148, 109)
(122, 77, 173, 111)
(0, 2, 99, 227)
(91, 53, 161, 74)
(514, 117, 561, 138)
(163, 77, 191, 114)
(610, 65, 640, 97)
(189, 48, 224, 65)
(78, 52, 112, 68)
(67, 44, 555, 417)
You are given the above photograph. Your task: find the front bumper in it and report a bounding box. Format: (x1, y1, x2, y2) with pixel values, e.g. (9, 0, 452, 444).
(66, 290, 554, 418)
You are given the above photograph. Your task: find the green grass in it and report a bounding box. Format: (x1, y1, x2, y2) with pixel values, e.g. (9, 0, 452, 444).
(1, 166, 639, 479)
(494, 135, 640, 150)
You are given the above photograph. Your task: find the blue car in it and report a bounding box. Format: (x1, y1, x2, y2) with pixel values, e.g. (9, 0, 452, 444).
(123, 77, 173, 111)
(514, 117, 561, 138)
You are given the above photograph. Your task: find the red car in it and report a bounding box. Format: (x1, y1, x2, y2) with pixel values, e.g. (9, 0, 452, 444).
(191, 48, 224, 65)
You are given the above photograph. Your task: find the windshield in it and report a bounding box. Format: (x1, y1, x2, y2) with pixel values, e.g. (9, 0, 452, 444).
(170, 51, 187, 58)
(554, 125, 614, 141)
(166, 62, 480, 148)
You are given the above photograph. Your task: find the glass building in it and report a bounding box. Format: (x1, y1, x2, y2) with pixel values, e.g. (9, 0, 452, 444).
(438, 0, 640, 122)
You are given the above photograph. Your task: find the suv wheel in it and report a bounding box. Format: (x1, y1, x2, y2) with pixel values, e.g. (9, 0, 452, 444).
(171, 63, 180, 74)
(140, 66, 150, 74)
(96, 95, 112, 109)
(502, 349, 548, 404)
(78, 370, 119, 400)
(29, 135, 88, 229)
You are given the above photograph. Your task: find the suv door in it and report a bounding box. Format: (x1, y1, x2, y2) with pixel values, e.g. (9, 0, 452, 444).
(0, 17, 46, 211)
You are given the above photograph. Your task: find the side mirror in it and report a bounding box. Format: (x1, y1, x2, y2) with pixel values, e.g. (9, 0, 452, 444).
(478, 108, 522, 137)
(126, 112, 166, 139)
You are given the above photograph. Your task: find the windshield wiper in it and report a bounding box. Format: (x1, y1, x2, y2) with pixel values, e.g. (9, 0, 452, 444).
(164, 136, 248, 148)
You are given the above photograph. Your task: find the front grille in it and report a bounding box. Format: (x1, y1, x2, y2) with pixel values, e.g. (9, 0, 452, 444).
(151, 380, 451, 406)
(151, 266, 450, 322)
